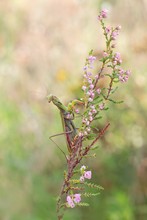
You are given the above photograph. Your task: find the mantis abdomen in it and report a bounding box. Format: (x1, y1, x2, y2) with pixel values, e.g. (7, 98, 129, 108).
(61, 111, 77, 153)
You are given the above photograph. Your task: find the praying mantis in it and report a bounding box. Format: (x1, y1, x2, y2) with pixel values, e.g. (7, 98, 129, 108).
(47, 94, 84, 153)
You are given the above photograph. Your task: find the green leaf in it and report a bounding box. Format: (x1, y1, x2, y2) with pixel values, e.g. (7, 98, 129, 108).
(89, 49, 93, 55)
(108, 98, 123, 104)
(70, 179, 81, 184)
(90, 145, 100, 150)
(103, 107, 109, 111)
(93, 116, 102, 120)
(111, 86, 118, 94)
(84, 182, 104, 190)
(77, 202, 89, 207)
(87, 133, 96, 140)
(82, 192, 100, 197)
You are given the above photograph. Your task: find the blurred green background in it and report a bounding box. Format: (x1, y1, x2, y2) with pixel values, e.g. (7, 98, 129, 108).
(0, 0, 147, 219)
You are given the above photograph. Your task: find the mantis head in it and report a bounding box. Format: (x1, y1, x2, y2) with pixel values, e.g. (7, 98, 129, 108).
(47, 94, 67, 111)
(47, 94, 53, 103)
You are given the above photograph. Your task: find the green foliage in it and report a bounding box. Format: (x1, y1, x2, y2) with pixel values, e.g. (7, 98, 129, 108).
(70, 179, 81, 184)
(82, 192, 100, 197)
(84, 182, 104, 190)
(77, 203, 90, 207)
(106, 191, 134, 220)
(0, 1, 147, 220)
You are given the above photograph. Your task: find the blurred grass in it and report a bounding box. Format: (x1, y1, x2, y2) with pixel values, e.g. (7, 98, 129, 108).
(0, 0, 147, 220)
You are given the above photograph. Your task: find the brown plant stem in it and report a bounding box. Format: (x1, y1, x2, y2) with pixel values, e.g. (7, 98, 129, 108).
(56, 122, 110, 220)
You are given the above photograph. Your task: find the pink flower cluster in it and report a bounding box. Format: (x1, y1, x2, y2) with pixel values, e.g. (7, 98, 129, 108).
(112, 52, 131, 83)
(83, 55, 96, 72)
(98, 9, 108, 20)
(66, 166, 92, 208)
(80, 55, 100, 137)
(113, 52, 122, 65)
(79, 104, 98, 137)
(80, 165, 92, 182)
(79, 9, 131, 138)
(111, 31, 118, 41)
(66, 194, 81, 208)
(118, 69, 131, 83)
(99, 103, 105, 110)
(88, 55, 96, 68)
(104, 25, 121, 49)
(82, 55, 96, 100)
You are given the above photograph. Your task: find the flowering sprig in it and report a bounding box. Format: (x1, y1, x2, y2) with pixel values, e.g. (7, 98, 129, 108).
(66, 165, 98, 209)
(51, 9, 131, 220)
(66, 194, 81, 208)
(80, 165, 92, 182)
(78, 9, 131, 141)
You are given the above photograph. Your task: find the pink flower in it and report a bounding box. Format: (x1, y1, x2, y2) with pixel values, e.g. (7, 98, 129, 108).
(67, 196, 75, 208)
(87, 90, 94, 98)
(105, 27, 111, 34)
(83, 118, 89, 124)
(86, 127, 91, 133)
(96, 88, 101, 95)
(103, 51, 108, 57)
(82, 85, 87, 91)
(95, 74, 99, 79)
(87, 72, 92, 77)
(117, 68, 131, 83)
(98, 9, 108, 21)
(74, 194, 81, 203)
(119, 71, 130, 83)
(115, 52, 121, 59)
(113, 60, 117, 66)
(116, 25, 121, 30)
(89, 84, 94, 89)
(84, 131, 88, 136)
(113, 52, 122, 64)
(88, 55, 96, 64)
(88, 111, 92, 116)
(80, 175, 85, 182)
(101, 9, 108, 18)
(99, 103, 105, 110)
(80, 165, 86, 171)
(126, 70, 131, 76)
(75, 109, 79, 114)
(90, 92, 95, 99)
(111, 31, 119, 40)
(78, 132, 83, 137)
(92, 108, 97, 114)
(90, 105, 95, 109)
(82, 118, 86, 124)
(89, 116, 93, 122)
(88, 78, 92, 84)
(119, 75, 128, 82)
(86, 120, 90, 126)
(97, 15, 102, 21)
(84, 171, 92, 179)
(67, 194, 81, 207)
(83, 65, 88, 71)
(88, 97, 93, 102)
(118, 68, 124, 75)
